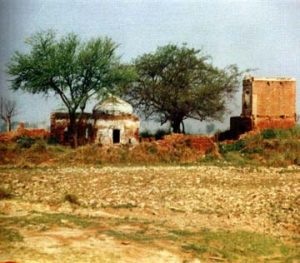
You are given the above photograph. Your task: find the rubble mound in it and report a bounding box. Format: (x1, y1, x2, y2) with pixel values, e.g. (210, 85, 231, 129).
(0, 123, 49, 143)
(160, 134, 216, 155)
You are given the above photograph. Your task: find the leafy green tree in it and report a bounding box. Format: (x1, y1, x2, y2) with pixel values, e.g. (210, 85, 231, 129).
(7, 31, 131, 147)
(125, 44, 243, 133)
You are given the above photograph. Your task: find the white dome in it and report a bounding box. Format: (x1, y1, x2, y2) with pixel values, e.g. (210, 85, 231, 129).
(93, 96, 133, 115)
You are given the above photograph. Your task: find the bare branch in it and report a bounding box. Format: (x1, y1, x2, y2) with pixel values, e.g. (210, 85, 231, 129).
(0, 96, 18, 132)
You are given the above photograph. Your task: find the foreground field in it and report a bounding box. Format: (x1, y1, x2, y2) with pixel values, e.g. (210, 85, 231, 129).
(0, 165, 299, 262)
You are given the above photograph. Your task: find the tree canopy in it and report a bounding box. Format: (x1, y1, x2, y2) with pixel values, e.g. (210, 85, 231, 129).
(124, 44, 243, 133)
(7, 31, 132, 146)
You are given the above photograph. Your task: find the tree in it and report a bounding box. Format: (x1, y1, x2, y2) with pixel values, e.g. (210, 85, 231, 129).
(7, 31, 131, 147)
(0, 96, 17, 132)
(124, 44, 243, 133)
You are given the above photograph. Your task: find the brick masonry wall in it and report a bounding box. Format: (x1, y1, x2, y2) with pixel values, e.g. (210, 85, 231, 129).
(50, 113, 92, 145)
(220, 77, 297, 141)
(252, 79, 296, 118)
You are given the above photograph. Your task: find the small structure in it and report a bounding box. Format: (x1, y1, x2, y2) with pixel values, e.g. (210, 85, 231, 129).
(219, 76, 297, 140)
(50, 96, 139, 145)
(93, 96, 139, 145)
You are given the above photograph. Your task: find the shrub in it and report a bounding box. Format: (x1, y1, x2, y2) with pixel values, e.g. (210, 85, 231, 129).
(219, 140, 246, 153)
(0, 143, 9, 152)
(63, 193, 80, 205)
(0, 186, 13, 199)
(31, 140, 47, 152)
(139, 130, 152, 138)
(47, 136, 59, 145)
(154, 129, 170, 140)
(146, 144, 158, 154)
(16, 136, 35, 148)
(261, 129, 278, 139)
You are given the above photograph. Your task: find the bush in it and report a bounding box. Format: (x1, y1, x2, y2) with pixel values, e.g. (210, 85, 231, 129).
(139, 130, 152, 138)
(154, 129, 170, 140)
(47, 136, 59, 145)
(261, 126, 300, 140)
(0, 186, 13, 199)
(146, 144, 158, 154)
(261, 129, 278, 139)
(31, 140, 47, 152)
(16, 136, 36, 148)
(219, 140, 246, 153)
(63, 193, 80, 205)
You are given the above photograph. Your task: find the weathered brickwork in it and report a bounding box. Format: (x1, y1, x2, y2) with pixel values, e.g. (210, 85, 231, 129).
(50, 113, 93, 145)
(242, 77, 296, 128)
(50, 97, 140, 146)
(219, 76, 296, 140)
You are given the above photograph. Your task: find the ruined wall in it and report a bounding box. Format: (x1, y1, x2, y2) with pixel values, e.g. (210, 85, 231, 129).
(245, 77, 296, 129)
(50, 113, 93, 145)
(219, 77, 297, 141)
(250, 78, 296, 118)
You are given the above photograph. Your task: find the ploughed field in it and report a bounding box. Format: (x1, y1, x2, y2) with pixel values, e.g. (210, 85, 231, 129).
(0, 165, 299, 262)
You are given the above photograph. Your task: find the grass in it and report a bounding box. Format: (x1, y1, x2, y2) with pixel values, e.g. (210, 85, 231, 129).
(0, 208, 298, 261)
(1, 212, 97, 229)
(101, 229, 154, 242)
(100, 225, 299, 260)
(217, 126, 300, 167)
(0, 226, 23, 242)
(176, 229, 299, 261)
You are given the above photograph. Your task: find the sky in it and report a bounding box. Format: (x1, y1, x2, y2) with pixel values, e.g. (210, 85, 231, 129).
(0, 0, 300, 132)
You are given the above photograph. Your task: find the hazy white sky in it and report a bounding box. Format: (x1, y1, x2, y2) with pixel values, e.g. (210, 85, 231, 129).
(0, 0, 299, 131)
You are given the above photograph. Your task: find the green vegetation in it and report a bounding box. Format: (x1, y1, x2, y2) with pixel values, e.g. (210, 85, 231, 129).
(176, 229, 299, 261)
(102, 229, 153, 242)
(77, 216, 300, 261)
(218, 126, 300, 167)
(1, 212, 97, 229)
(139, 129, 171, 140)
(0, 226, 23, 242)
(16, 136, 36, 148)
(0, 126, 299, 167)
(8, 30, 133, 148)
(124, 44, 243, 133)
(0, 208, 298, 261)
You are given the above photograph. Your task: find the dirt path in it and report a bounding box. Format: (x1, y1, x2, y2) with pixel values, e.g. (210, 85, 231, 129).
(0, 165, 299, 262)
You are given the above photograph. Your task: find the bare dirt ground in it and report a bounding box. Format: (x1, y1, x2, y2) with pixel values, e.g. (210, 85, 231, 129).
(0, 165, 299, 262)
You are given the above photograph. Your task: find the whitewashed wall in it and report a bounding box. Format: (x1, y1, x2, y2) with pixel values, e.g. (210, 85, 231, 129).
(95, 119, 139, 145)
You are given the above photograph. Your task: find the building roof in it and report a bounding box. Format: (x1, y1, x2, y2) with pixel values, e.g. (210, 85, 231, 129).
(244, 76, 296, 82)
(93, 96, 133, 115)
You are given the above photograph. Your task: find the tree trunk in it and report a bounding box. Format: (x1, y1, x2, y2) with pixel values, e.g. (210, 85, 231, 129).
(172, 118, 182, 133)
(69, 114, 78, 148)
(181, 120, 185, 134)
(8, 119, 12, 132)
(6, 118, 11, 132)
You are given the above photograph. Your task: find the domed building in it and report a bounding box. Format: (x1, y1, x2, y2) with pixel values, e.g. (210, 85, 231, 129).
(50, 96, 140, 145)
(92, 96, 139, 145)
